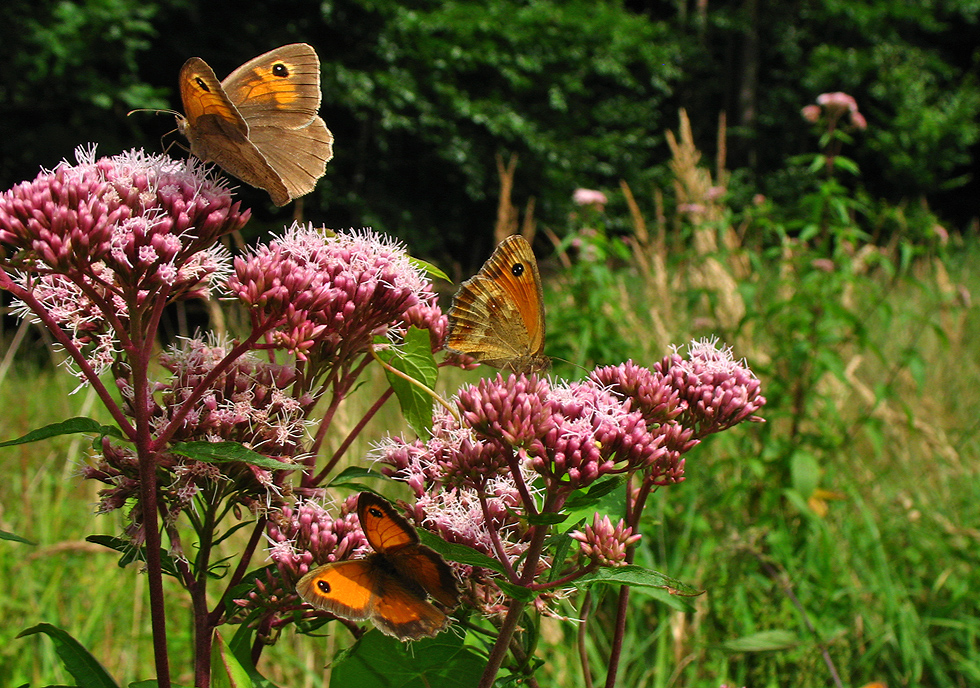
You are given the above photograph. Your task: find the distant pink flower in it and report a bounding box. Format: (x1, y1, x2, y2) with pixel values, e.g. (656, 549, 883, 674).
(932, 224, 949, 244)
(805, 92, 867, 132)
(573, 188, 608, 208)
(706, 186, 726, 202)
(801, 104, 821, 123)
(817, 91, 858, 116)
(811, 258, 836, 272)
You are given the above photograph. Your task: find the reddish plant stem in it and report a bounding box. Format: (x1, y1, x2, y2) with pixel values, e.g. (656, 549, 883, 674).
(312, 385, 393, 485)
(132, 362, 171, 687)
(478, 493, 559, 687)
(603, 476, 655, 688)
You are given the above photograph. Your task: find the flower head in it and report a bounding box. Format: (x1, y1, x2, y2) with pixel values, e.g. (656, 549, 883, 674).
(656, 338, 766, 437)
(573, 188, 608, 209)
(229, 224, 439, 360)
(0, 146, 246, 376)
(570, 514, 641, 566)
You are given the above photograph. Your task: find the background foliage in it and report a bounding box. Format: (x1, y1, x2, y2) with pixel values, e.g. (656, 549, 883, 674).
(2, 1, 980, 686)
(0, 0, 976, 265)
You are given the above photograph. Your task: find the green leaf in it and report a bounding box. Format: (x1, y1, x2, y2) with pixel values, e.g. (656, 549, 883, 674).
(416, 530, 506, 575)
(378, 327, 439, 440)
(720, 629, 800, 652)
(410, 257, 451, 283)
(526, 512, 568, 526)
(573, 565, 702, 597)
(17, 622, 119, 688)
(85, 535, 180, 577)
(330, 629, 484, 688)
(559, 478, 628, 534)
(327, 466, 386, 493)
(212, 631, 254, 688)
(1, 529, 36, 545)
(0, 417, 123, 448)
(170, 441, 299, 472)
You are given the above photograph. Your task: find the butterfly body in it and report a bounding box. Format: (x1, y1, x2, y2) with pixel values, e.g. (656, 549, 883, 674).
(296, 493, 459, 640)
(176, 43, 333, 206)
(446, 235, 549, 374)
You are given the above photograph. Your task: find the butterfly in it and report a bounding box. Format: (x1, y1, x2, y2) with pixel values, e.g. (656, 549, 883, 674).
(295, 492, 460, 640)
(446, 234, 550, 374)
(175, 43, 333, 206)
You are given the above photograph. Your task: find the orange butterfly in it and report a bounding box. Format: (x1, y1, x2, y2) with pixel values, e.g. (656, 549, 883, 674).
(295, 492, 460, 640)
(176, 43, 333, 206)
(446, 234, 550, 374)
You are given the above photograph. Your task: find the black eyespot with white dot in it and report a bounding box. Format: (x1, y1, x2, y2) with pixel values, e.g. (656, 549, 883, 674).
(317, 580, 331, 593)
(195, 77, 210, 92)
(272, 62, 289, 78)
(511, 263, 525, 278)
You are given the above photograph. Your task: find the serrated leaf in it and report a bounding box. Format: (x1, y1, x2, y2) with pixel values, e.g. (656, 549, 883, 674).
(573, 565, 702, 597)
(17, 623, 119, 688)
(378, 327, 438, 440)
(327, 466, 385, 492)
(0, 417, 123, 448)
(330, 628, 484, 688)
(416, 530, 506, 575)
(170, 441, 298, 471)
(1, 529, 35, 545)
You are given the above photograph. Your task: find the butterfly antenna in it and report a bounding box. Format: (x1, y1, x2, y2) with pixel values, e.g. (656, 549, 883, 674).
(126, 107, 182, 118)
(369, 345, 460, 424)
(550, 356, 590, 375)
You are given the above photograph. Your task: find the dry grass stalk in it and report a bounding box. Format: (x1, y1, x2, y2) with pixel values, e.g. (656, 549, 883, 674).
(494, 152, 537, 246)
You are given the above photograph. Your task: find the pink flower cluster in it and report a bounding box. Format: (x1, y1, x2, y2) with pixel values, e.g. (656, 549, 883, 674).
(802, 91, 867, 130)
(0, 146, 247, 374)
(573, 188, 608, 209)
(229, 224, 444, 361)
(570, 514, 641, 567)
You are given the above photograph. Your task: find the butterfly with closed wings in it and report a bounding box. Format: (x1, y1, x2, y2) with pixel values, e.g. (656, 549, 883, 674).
(446, 234, 550, 374)
(176, 43, 333, 206)
(296, 492, 460, 641)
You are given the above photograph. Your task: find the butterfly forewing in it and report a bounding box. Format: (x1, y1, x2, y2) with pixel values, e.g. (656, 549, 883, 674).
(223, 43, 322, 129)
(296, 559, 376, 621)
(357, 493, 419, 554)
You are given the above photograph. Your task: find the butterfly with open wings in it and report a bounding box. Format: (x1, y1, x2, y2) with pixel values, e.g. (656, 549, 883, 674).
(296, 493, 460, 640)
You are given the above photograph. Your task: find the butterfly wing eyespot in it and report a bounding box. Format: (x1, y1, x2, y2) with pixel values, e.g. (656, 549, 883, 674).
(296, 559, 377, 621)
(446, 235, 549, 373)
